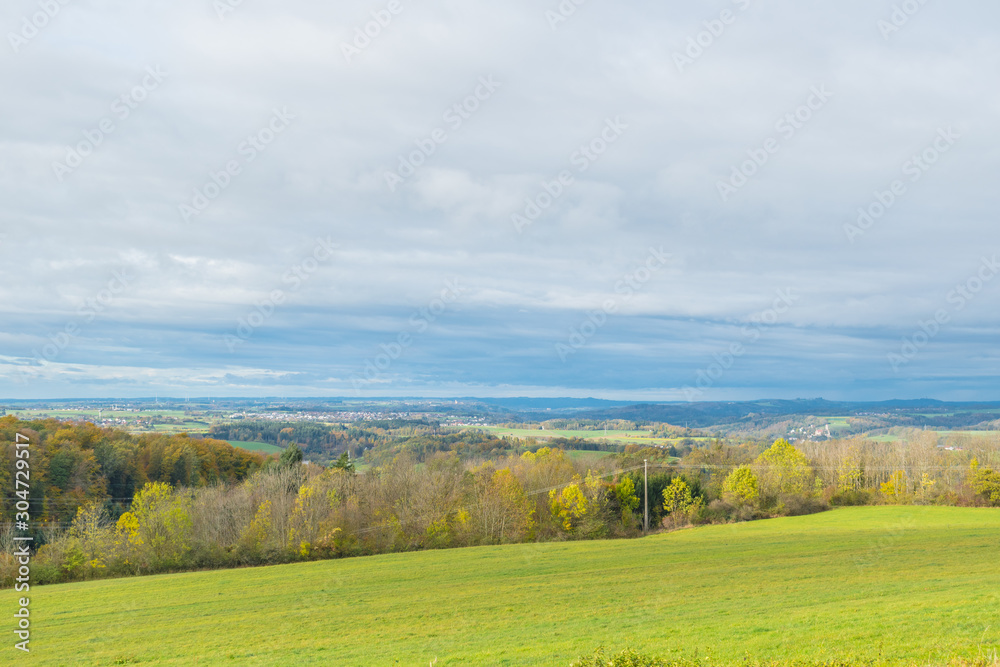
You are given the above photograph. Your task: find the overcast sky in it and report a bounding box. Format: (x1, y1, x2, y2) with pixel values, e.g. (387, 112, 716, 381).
(2, 0, 999, 401)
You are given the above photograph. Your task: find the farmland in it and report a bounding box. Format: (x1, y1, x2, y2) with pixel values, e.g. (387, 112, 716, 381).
(227, 440, 284, 454)
(477, 425, 704, 447)
(5, 506, 998, 665)
(871, 430, 1000, 443)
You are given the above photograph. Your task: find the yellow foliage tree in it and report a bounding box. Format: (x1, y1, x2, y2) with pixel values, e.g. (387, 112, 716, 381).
(550, 479, 588, 532)
(754, 439, 814, 497)
(115, 482, 192, 570)
(836, 449, 864, 492)
(722, 466, 759, 505)
(662, 477, 699, 515)
(880, 470, 909, 503)
(613, 476, 640, 525)
(241, 499, 274, 551)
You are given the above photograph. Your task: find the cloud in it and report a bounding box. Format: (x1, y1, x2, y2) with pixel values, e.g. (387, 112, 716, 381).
(3, 0, 1000, 399)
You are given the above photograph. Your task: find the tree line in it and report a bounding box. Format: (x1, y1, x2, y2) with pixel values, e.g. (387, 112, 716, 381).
(2, 417, 999, 588)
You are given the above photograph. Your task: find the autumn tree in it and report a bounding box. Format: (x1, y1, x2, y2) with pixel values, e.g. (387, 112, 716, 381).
(754, 438, 814, 500)
(550, 478, 588, 533)
(612, 476, 640, 526)
(880, 470, 910, 504)
(662, 477, 701, 527)
(470, 466, 532, 543)
(970, 459, 1000, 505)
(722, 466, 759, 505)
(115, 482, 193, 572)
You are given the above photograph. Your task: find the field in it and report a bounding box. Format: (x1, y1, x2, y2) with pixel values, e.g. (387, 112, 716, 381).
(4, 506, 999, 665)
(143, 421, 212, 434)
(934, 430, 1000, 438)
(825, 416, 852, 431)
(871, 430, 1000, 443)
(564, 449, 614, 462)
(226, 440, 284, 454)
(3, 409, 189, 420)
(479, 426, 703, 447)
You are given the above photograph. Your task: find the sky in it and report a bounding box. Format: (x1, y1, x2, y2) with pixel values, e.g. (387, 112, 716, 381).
(2, 0, 999, 401)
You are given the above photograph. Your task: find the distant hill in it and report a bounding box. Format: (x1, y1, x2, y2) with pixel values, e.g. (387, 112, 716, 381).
(546, 399, 1000, 431)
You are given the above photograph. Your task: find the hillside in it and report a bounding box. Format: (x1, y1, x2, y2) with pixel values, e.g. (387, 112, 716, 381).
(3, 506, 999, 665)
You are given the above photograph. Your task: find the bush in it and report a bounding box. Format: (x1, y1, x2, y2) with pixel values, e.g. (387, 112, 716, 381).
(778, 494, 829, 517)
(699, 499, 735, 523)
(829, 489, 873, 506)
(698, 499, 767, 524)
(571, 647, 668, 667)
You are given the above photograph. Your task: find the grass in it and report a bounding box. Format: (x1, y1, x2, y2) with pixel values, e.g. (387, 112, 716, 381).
(869, 430, 1000, 443)
(133, 422, 214, 435)
(478, 426, 704, 446)
(3, 506, 999, 665)
(565, 449, 615, 462)
(227, 440, 284, 454)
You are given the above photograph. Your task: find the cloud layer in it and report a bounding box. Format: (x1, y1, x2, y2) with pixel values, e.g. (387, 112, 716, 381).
(3, 0, 1000, 399)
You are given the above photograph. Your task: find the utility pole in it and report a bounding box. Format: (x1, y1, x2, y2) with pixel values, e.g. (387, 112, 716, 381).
(643, 459, 649, 535)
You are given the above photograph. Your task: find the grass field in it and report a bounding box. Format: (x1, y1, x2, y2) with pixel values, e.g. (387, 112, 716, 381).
(141, 421, 213, 434)
(226, 440, 284, 454)
(564, 449, 614, 462)
(479, 426, 703, 447)
(871, 430, 1000, 443)
(825, 416, 852, 431)
(4, 506, 999, 665)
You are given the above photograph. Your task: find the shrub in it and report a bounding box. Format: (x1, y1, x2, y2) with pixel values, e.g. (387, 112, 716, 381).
(829, 488, 872, 506)
(700, 499, 736, 524)
(661, 479, 703, 529)
(572, 647, 668, 667)
(778, 494, 829, 517)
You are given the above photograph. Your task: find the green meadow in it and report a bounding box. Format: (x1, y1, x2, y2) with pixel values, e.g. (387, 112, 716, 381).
(4, 506, 999, 665)
(871, 430, 1000, 443)
(226, 440, 284, 454)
